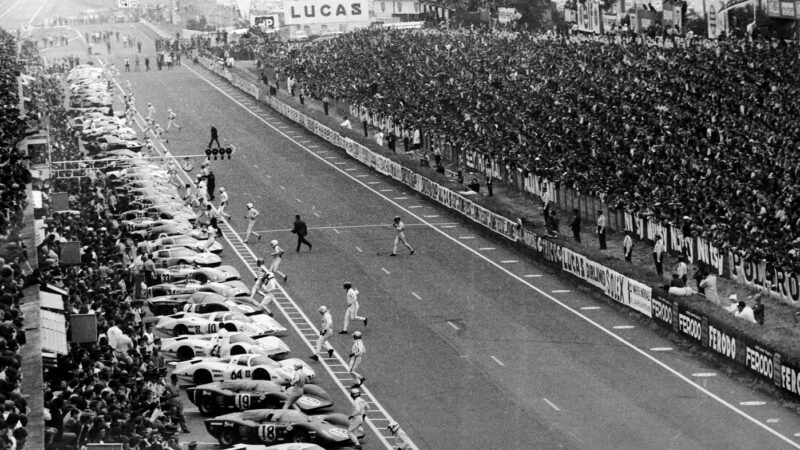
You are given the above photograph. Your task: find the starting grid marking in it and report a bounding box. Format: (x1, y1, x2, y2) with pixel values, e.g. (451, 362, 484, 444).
(106, 53, 411, 449)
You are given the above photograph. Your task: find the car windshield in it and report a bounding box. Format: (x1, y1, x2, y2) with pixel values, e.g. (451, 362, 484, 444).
(229, 334, 257, 345)
(249, 356, 276, 367)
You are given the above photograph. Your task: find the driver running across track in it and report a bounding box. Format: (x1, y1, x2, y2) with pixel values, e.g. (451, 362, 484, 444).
(243, 203, 261, 243)
(310, 305, 335, 361)
(347, 387, 368, 450)
(269, 240, 288, 282)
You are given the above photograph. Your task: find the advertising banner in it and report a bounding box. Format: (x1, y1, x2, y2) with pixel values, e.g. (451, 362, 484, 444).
(497, 7, 522, 23)
(676, 305, 704, 343)
(251, 14, 278, 30)
(745, 343, 775, 382)
(284, 0, 369, 25)
(706, 320, 741, 362)
(651, 295, 675, 328)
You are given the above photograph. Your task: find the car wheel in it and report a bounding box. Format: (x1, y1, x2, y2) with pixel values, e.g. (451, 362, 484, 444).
(198, 395, 216, 416)
(219, 428, 238, 447)
(229, 345, 245, 356)
(291, 429, 309, 443)
(193, 370, 212, 385)
(177, 346, 195, 361)
(251, 369, 271, 381)
(174, 325, 188, 337)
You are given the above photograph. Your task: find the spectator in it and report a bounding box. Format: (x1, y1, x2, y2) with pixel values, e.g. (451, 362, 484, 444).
(734, 301, 758, 324)
(700, 272, 720, 305)
(468, 178, 480, 193)
(570, 209, 581, 243)
(752, 294, 765, 325)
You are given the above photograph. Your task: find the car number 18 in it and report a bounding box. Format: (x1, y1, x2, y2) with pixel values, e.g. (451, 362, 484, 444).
(258, 424, 276, 442)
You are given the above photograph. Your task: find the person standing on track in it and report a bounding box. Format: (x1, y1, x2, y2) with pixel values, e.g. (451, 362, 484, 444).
(146, 102, 156, 121)
(349, 332, 366, 386)
(340, 282, 367, 334)
(208, 125, 221, 149)
(390, 216, 414, 256)
(282, 362, 306, 410)
(166, 108, 181, 131)
(243, 203, 261, 243)
(217, 187, 231, 220)
(291, 215, 312, 252)
(269, 240, 288, 282)
(346, 387, 368, 450)
(310, 305, 334, 361)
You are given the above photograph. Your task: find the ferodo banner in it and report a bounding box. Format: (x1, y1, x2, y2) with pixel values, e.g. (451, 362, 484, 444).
(284, 0, 369, 25)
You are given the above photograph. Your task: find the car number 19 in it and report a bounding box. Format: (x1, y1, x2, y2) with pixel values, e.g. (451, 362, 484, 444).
(234, 394, 250, 409)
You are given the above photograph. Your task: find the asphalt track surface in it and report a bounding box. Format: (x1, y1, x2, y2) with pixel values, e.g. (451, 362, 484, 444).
(8, 3, 800, 448)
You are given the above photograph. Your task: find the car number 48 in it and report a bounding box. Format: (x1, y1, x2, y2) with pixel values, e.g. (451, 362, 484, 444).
(258, 424, 276, 442)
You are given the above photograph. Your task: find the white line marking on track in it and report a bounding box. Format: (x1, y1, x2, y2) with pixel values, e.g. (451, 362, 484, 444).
(279, 186, 286, 190)
(408, 206, 422, 209)
(313, 212, 320, 217)
(613, 325, 635, 330)
(423, 215, 439, 218)
(296, 198, 302, 203)
(490, 356, 506, 367)
(447, 321, 459, 330)
(355, 246, 363, 253)
(335, 162, 347, 165)
(479, 247, 496, 251)
(650, 347, 673, 351)
(381, 267, 390, 274)
(580, 306, 601, 310)
(767, 419, 780, 423)
(411, 292, 421, 300)
(692, 373, 717, 377)
(367, 181, 380, 184)
(441, 225, 456, 228)
(543, 398, 561, 412)
(394, 196, 408, 200)
(740, 401, 767, 406)
(500, 260, 518, 264)
(179, 59, 798, 449)
(459, 236, 475, 239)
(325, 156, 337, 159)
(356, 175, 368, 177)
(345, 168, 357, 171)
(551, 290, 571, 293)
(380, 189, 393, 192)
(333, 228, 340, 234)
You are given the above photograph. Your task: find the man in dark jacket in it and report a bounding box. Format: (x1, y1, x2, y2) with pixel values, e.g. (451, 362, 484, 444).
(291, 215, 312, 252)
(570, 209, 581, 243)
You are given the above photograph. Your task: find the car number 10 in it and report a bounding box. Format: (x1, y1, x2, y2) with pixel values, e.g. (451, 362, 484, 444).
(258, 424, 276, 442)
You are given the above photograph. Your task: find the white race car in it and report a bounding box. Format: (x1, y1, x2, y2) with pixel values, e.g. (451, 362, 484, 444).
(161, 331, 292, 361)
(172, 353, 315, 386)
(151, 247, 222, 267)
(147, 280, 249, 298)
(152, 264, 240, 283)
(155, 311, 283, 337)
(139, 234, 223, 254)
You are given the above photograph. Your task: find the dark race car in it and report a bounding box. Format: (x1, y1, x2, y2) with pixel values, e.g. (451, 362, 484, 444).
(204, 409, 361, 447)
(187, 380, 333, 416)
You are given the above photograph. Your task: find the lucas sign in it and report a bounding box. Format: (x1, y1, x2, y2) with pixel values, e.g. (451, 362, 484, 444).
(284, 0, 368, 25)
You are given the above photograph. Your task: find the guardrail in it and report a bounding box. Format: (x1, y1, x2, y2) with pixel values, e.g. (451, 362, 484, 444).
(196, 55, 800, 405)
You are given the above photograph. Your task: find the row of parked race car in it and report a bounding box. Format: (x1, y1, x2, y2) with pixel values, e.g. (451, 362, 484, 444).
(65, 64, 365, 449)
(67, 65, 145, 155)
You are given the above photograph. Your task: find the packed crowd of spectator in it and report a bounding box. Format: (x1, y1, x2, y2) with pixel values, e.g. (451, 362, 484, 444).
(0, 27, 37, 450)
(265, 28, 800, 272)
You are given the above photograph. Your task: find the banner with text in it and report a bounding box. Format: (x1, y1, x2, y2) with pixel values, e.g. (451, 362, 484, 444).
(284, 0, 369, 25)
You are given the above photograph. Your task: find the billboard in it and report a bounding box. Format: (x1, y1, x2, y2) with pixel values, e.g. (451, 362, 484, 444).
(252, 14, 279, 29)
(284, 0, 369, 25)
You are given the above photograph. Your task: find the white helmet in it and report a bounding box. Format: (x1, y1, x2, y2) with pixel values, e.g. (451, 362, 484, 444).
(270, 240, 278, 247)
(318, 305, 328, 313)
(388, 423, 400, 433)
(353, 331, 362, 339)
(246, 203, 253, 208)
(219, 187, 225, 192)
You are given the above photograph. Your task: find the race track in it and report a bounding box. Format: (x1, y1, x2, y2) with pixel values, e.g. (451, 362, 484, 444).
(14, 8, 800, 450)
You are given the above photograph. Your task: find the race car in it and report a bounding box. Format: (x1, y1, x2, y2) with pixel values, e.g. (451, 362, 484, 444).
(204, 409, 359, 447)
(151, 247, 222, 267)
(129, 222, 209, 242)
(146, 280, 248, 298)
(229, 445, 324, 450)
(160, 327, 289, 360)
(172, 353, 313, 386)
(155, 311, 283, 337)
(120, 206, 197, 225)
(152, 264, 240, 283)
(228, 442, 325, 450)
(139, 234, 222, 254)
(186, 380, 333, 416)
(184, 295, 272, 316)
